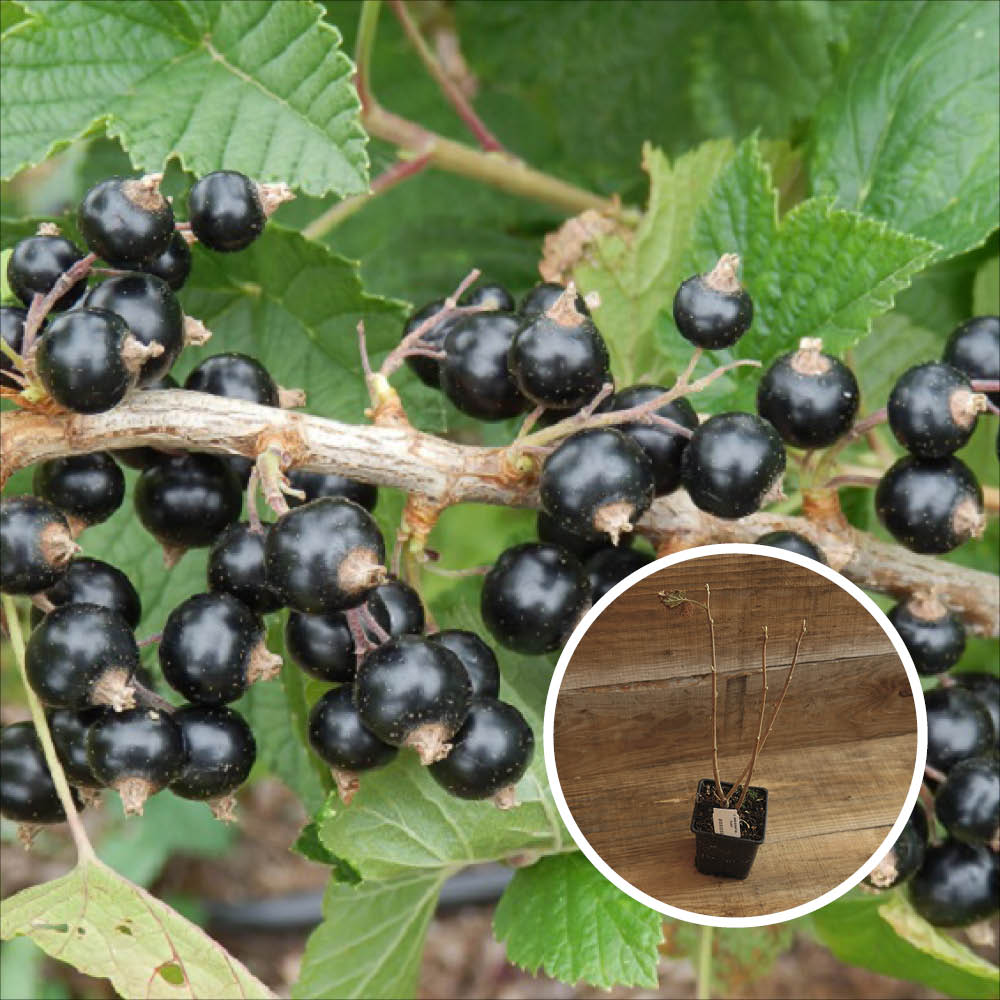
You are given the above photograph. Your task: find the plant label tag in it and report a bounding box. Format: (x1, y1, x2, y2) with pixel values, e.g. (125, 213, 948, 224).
(712, 808, 741, 838)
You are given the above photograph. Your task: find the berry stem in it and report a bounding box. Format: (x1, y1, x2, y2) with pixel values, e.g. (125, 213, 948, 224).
(22, 253, 97, 356)
(810, 407, 888, 488)
(132, 679, 176, 714)
(918, 782, 941, 845)
(970, 379, 999, 393)
(136, 631, 163, 648)
(359, 603, 390, 643)
(823, 473, 883, 490)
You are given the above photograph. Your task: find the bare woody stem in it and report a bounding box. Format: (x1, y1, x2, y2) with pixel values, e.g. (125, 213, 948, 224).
(732, 626, 769, 811)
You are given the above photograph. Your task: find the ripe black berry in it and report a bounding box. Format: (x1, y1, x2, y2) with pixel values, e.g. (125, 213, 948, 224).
(266, 498, 387, 614)
(32, 556, 141, 630)
(401, 299, 453, 388)
(540, 429, 654, 544)
(1, 496, 77, 595)
(481, 542, 590, 654)
(0, 722, 72, 824)
(160, 593, 280, 705)
(875, 456, 984, 554)
(286, 469, 377, 512)
(33, 452, 125, 530)
(7, 234, 86, 310)
(756, 339, 860, 449)
(86, 707, 184, 815)
(84, 273, 184, 384)
(461, 282, 516, 311)
(207, 522, 284, 614)
(188, 171, 265, 252)
(520, 282, 589, 318)
(428, 630, 501, 699)
(25, 603, 139, 711)
(886, 594, 965, 676)
(440, 312, 528, 420)
(369, 579, 425, 637)
(935, 754, 999, 845)
(755, 530, 827, 564)
(681, 413, 786, 518)
(864, 804, 928, 889)
(284, 599, 391, 683)
(428, 698, 534, 807)
(887, 362, 983, 458)
(48, 707, 106, 788)
(909, 840, 999, 927)
(114, 373, 179, 470)
(536, 510, 624, 561)
(0, 306, 27, 389)
(183, 352, 279, 406)
(954, 674, 1000, 746)
(170, 705, 257, 807)
(138, 231, 192, 291)
(585, 546, 652, 603)
(943, 315, 999, 405)
(355, 636, 472, 764)
(925, 687, 995, 774)
(78, 176, 175, 267)
(673, 254, 752, 349)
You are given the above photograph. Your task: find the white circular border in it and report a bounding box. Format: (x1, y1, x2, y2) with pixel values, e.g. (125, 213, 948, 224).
(544, 542, 928, 928)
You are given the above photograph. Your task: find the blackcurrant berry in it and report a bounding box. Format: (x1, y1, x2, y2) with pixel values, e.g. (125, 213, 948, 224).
(909, 839, 999, 927)
(428, 698, 534, 807)
(134, 453, 242, 554)
(925, 687, 995, 774)
(673, 254, 752, 349)
(756, 339, 860, 449)
(84, 273, 184, 384)
(286, 469, 378, 512)
(7, 234, 86, 311)
(48, 707, 106, 788)
(188, 171, 265, 252)
(266, 498, 387, 614)
(585, 546, 652, 603)
(428, 629, 501, 699)
(284, 599, 391, 683)
(935, 754, 999, 845)
(887, 362, 984, 458)
(183, 352, 279, 406)
(78, 176, 175, 267)
(954, 674, 1000, 746)
(609, 386, 698, 495)
(509, 296, 611, 409)
(1, 496, 77, 595)
(138, 230, 192, 291)
(170, 705, 257, 808)
(481, 542, 590, 655)
(114, 373, 179, 470)
(160, 593, 280, 705)
(207, 522, 284, 615)
(460, 282, 516, 312)
(519, 282, 589, 318)
(864, 804, 928, 889)
(886, 594, 965, 676)
(536, 510, 625, 561)
(25, 603, 139, 711)
(32, 556, 141, 630)
(0, 722, 73, 823)
(86, 707, 184, 815)
(540, 429, 654, 544)
(440, 312, 529, 420)
(681, 412, 786, 519)
(875, 456, 984, 554)
(369, 579, 425, 637)
(355, 636, 472, 764)
(33, 452, 125, 531)
(401, 299, 453, 389)
(943, 315, 999, 406)
(1, 306, 27, 389)
(754, 530, 827, 564)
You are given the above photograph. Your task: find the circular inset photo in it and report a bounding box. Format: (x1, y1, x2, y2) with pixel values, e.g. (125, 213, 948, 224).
(546, 544, 925, 925)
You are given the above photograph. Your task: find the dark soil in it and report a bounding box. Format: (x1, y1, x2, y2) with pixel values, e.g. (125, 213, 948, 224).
(691, 779, 767, 842)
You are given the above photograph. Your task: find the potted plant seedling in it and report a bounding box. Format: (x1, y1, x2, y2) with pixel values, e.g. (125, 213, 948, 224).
(659, 584, 808, 879)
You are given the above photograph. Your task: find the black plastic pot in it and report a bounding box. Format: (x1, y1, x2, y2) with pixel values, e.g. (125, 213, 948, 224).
(690, 778, 768, 879)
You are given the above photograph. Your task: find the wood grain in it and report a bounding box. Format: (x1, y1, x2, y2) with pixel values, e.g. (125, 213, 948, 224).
(553, 552, 919, 918)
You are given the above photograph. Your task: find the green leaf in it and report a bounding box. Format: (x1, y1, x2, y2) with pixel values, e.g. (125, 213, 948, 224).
(1, 859, 274, 999)
(493, 853, 663, 990)
(972, 254, 999, 315)
(811, 889, 1000, 1000)
(1, 1, 367, 197)
(810, 1, 1000, 259)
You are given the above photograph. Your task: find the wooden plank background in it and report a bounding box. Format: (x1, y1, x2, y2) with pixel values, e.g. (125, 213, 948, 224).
(553, 552, 919, 918)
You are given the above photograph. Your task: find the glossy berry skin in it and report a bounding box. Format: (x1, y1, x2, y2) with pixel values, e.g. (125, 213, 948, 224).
(0, 723, 71, 823)
(909, 840, 999, 927)
(401, 299, 453, 388)
(170, 705, 257, 800)
(78, 177, 175, 267)
(428, 630, 501, 699)
(864, 805, 928, 889)
(1, 306, 27, 389)
(935, 754, 999, 845)
(536, 510, 624, 561)
(369, 579, 425, 637)
(25, 604, 139, 710)
(954, 674, 1000, 747)
(135, 453, 242, 550)
(886, 599, 965, 676)
(440, 312, 529, 420)
(33, 452, 125, 528)
(266, 498, 386, 615)
(943, 316, 999, 406)
(429, 698, 534, 800)
(308, 685, 397, 772)
(481, 543, 590, 655)
(887, 362, 980, 458)
(138, 230, 192, 291)
(673, 270, 752, 349)
(755, 531, 826, 564)
(33, 557, 141, 630)
(284, 600, 391, 683)
(519, 282, 589, 318)
(355, 636, 472, 748)
(115, 373, 179, 470)
(875, 456, 983, 554)
(188, 171, 265, 251)
(7, 234, 87, 311)
(86, 708, 184, 798)
(756, 349, 859, 449)
(1, 496, 75, 595)
(207, 522, 283, 614)
(610, 386, 698, 495)
(160, 593, 267, 706)
(35, 308, 135, 413)
(925, 687, 995, 774)
(85, 273, 183, 384)
(585, 546, 652, 603)
(540, 429, 654, 540)
(462, 282, 516, 311)
(286, 469, 377, 512)
(184, 352, 279, 406)
(48, 708, 106, 788)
